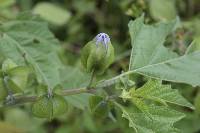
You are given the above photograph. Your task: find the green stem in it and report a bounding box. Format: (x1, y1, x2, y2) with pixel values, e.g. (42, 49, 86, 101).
(1, 87, 96, 107)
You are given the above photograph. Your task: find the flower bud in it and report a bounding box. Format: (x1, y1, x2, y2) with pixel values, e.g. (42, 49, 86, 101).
(81, 33, 114, 75)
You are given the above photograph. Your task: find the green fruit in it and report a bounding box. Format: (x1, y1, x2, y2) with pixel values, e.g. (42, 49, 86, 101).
(2, 59, 17, 73)
(32, 94, 68, 119)
(1, 59, 30, 94)
(89, 96, 110, 118)
(81, 33, 114, 75)
(7, 66, 30, 93)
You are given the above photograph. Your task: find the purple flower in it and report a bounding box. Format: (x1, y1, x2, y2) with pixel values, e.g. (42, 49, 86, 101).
(95, 33, 110, 52)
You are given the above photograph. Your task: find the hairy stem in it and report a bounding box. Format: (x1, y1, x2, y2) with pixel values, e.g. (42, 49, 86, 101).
(1, 87, 96, 107)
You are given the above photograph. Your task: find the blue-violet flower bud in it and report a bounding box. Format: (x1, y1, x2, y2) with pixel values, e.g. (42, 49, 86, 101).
(81, 33, 115, 75)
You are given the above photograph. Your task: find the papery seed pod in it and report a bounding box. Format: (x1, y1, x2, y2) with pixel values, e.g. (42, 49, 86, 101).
(32, 94, 68, 119)
(81, 33, 114, 75)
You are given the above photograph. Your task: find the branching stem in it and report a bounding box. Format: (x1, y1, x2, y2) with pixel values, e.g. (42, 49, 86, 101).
(1, 87, 96, 107)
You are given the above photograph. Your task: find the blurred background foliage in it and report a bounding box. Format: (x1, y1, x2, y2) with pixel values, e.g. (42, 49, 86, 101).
(0, 0, 200, 133)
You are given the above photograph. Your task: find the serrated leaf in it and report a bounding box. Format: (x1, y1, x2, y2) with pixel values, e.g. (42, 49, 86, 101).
(134, 80, 194, 109)
(115, 103, 184, 133)
(118, 79, 193, 132)
(98, 16, 200, 87)
(131, 97, 153, 119)
(0, 14, 63, 89)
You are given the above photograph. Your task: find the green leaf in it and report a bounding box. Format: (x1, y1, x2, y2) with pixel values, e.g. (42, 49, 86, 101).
(134, 80, 194, 109)
(128, 15, 178, 70)
(115, 103, 184, 133)
(98, 16, 200, 87)
(0, 14, 63, 89)
(118, 79, 193, 132)
(33, 2, 71, 26)
(186, 37, 200, 54)
(60, 66, 91, 109)
(149, 0, 177, 21)
(175, 113, 200, 133)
